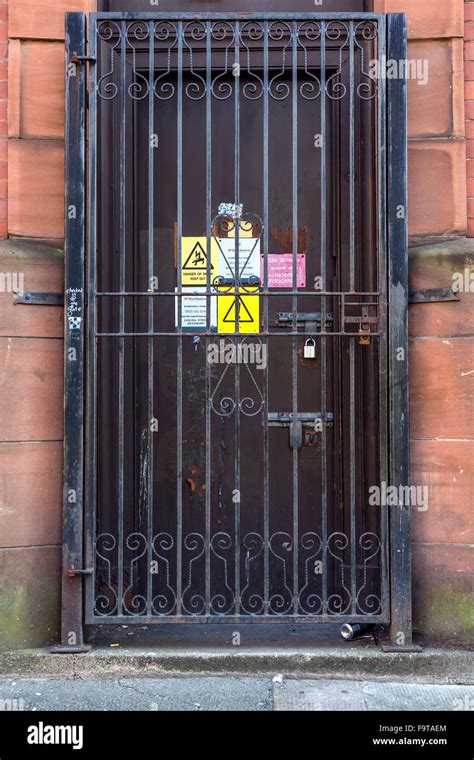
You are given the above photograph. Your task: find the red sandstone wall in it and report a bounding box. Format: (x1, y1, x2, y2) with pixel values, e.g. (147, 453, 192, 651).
(0, 0, 471, 647)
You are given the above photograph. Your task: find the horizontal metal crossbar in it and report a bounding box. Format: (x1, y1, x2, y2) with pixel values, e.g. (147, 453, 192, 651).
(95, 333, 382, 338)
(87, 614, 387, 625)
(93, 12, 384, 22)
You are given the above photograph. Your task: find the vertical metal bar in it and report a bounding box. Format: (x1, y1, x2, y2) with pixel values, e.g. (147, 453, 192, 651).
(263, 19, 269, 614)
(349, 21, 355, 294)
(84, 11, 97, 631)
(176, 20, 183, 616)
(348, 21, 356, 615)
(387, 13, 412, 647)
(117, 20, 126, 617)
(205, 21, 212, 615)
(234, 22, 240, 316)
(205, 22, 212, 334)
(377, 18, 390, 622)
(341, 292, 345, 335)
(349, 337, 356, 614)
(146, 20, 154, 615)
(234, 20, 241, 614)
(320, 20, 328, 617)
(291, 21, 299, 614)
(58, 12, 88, 650)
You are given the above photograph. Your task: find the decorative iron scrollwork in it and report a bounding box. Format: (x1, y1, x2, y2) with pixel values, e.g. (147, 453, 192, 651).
(211, 22, 235, 100)
(354, 20, 379, 100)
(151, 532, 177, 615)
(269, 532, 293, 614)
(240, 532, 264, 614)
(181, 532, 206, 615)
(95, 18, 380, 103)
(94, 529, 382, 619)
(209, 337, 265, 418)
(210, 532, 234, 614)
(97, 20, 121, 100)
(122, 532, 147, 615)
(183, 21, 207, 100)
(95, 532, 118, 615)
(327, 532, 351, 614)
(126, 21, 150, 100)
(356, 532, 382, 614)
(297, 21, 322, 101)
(299, 532, 323, 614)
(240, 22, 265, 101)
(212, 211, 263, 287)
(325, 21, 349, 100)
(268, 21, 292, 101)
(154, 22, 178, 100)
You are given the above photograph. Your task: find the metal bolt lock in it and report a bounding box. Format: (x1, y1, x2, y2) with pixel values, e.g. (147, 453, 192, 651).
(304, 338, 316, 359)
(358, 306, 372, 345)
(358, 324, 371, 346)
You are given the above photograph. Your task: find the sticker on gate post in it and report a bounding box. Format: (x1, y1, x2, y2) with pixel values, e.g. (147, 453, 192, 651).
(181, 237, 217, 286)
(175, 287, 217, 332)
(66, 287, 83, 331)
(217, 285, 260, 334)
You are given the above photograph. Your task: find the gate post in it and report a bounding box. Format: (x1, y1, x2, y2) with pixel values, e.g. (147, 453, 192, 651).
(51, 12, 90, 653)
(385, 13, 418, 651)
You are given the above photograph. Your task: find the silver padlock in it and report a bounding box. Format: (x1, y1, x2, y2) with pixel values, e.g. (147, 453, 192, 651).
(304, 337, 316, 359)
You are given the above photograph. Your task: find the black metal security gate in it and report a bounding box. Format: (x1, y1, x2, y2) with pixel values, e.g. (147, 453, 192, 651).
(61, 11, 411, 648)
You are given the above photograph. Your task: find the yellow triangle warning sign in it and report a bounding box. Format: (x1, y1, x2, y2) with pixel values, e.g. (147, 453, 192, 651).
(217, 287, 259, 334)
(181, 237, 217, 285)
(183, 242, 212, 271)
(222, 295, 254, 323)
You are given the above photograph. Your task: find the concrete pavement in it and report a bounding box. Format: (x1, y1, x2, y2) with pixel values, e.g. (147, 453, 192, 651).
(1, 645, 473, 683)
(0, 676, 473, 711)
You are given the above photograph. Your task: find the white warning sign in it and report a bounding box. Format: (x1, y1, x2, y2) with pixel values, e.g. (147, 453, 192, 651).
(175, 287, 217, 332)
(216, 238, 261, 283)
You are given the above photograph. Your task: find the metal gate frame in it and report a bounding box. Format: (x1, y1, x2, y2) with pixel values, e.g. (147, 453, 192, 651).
(58, 11, 411, 652)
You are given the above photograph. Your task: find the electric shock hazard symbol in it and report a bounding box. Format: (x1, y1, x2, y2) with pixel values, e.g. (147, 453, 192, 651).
(181, 238, 216, 285)
(184, 241, 207, 269)
(217, 287, 260, 334)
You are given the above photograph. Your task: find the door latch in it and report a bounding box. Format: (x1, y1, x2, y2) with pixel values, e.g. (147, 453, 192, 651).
(276, 312, 334, 330)
(267, 412, 334, 451)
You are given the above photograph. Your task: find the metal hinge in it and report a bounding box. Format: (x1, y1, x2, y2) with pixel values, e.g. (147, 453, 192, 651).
(67, 565, 93, 578)
(13, 291, 64, 306)
(408, 288, 460, 304)
(70, 53, 96, 65)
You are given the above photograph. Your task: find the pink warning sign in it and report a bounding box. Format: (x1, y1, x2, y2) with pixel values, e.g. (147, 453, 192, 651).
(261, 254, 306, 288)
